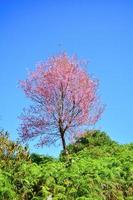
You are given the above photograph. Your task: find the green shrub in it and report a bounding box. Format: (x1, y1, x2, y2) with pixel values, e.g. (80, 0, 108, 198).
(0, 130, 133, 199)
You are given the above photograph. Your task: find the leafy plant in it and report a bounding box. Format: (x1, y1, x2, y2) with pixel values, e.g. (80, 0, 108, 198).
(0, 130, 133, 199)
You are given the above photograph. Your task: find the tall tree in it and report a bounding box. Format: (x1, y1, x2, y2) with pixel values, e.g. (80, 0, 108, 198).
(18, 53, 104, 154)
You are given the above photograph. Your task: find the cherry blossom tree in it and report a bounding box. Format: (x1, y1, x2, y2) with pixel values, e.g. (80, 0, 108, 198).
(18, 53, 104, 154)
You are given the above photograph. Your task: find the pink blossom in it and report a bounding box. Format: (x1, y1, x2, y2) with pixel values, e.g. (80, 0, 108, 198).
(18, 53, 104, 153)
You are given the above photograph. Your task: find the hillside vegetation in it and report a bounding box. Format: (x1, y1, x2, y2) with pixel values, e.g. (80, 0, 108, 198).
(0, 130, 133, 200)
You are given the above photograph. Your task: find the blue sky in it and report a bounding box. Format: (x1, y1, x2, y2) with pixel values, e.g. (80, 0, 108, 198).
(0, 0, 133, 156)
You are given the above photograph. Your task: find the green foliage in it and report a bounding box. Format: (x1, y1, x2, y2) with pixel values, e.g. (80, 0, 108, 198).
(0, 130, 133, 199)
(30, 153, 55, 164)
(0, 169, 17, 200)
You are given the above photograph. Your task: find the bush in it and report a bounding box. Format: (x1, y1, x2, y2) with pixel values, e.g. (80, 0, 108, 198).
(0, 130, 133, 199)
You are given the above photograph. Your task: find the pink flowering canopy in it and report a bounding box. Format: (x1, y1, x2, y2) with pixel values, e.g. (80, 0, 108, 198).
(19, 53, 104, 151)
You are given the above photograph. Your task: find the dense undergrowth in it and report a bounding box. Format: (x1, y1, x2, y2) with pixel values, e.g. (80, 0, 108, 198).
(0, 130, 133, 200)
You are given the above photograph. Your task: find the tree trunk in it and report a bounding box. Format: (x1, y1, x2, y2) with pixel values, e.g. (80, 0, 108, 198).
(61, 133, 68, 155)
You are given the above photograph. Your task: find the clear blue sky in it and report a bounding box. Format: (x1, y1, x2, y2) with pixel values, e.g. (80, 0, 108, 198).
(0, 0, 133, 156)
